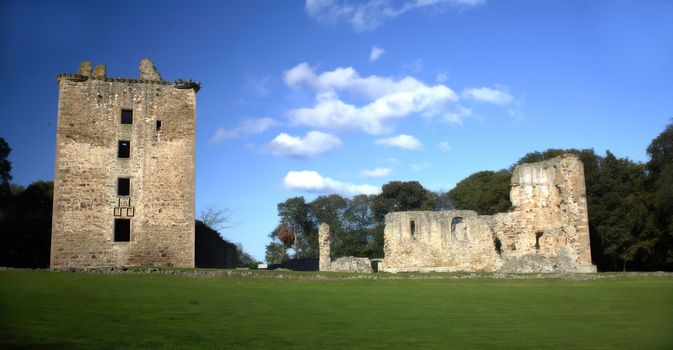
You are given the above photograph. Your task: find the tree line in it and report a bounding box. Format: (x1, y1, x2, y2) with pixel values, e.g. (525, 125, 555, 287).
(266, 121, 673, 272)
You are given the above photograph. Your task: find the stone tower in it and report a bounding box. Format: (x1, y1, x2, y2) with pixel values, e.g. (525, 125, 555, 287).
(50, 59, 200, 269)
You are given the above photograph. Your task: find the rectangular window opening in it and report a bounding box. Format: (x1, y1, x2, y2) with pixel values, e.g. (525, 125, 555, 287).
(121, 109, 133, 124)
(156, 120, 162, 131)
(118, 141, 130, 158)
(117, 178, 130, 196)
(114, 219, 131, 242)
(410, 220, 416, 237)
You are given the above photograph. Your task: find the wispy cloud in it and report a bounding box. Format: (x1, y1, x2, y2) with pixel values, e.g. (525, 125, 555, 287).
(360, 167, 392, 178)
(210, 117, 279, 143)
(462, 87, 513, 105)
(267, 131, 342, 158)
(438, 141, 452, 152)
(370, 46, 385, 62)
(305, 0, 486, 32)
(284, 170, 380, 196)
(375, 134, 423, 150)
(284, 63, 460, 134)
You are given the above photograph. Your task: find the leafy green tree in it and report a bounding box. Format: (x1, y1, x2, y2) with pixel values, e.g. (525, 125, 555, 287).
(372, 181, 438, 222)
(646, 121, 673, 176)
(277, 197, 316, 258)
(0, 138, 12, 196)
(235, 243, 259, 268)
(309, 194, 347, 255)
(591, 152, 658, 270)
(342, 194, 380, 257)
(448, 170, 512, 215)
(0, 181, 53, 268)
(265, 241, 285, 265)
(646, 120, 673, 268)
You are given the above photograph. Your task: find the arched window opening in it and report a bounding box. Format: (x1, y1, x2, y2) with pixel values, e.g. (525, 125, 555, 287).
(451, 217, 466, 241)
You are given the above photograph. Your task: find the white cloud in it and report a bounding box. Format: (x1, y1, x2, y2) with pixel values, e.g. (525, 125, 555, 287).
(305, 0, 485, 32)
(462, 87, 513, 105)
(284, 170, 381, 196)
(375, 134, 423, 150)
(370, 46, 385, 62)
(438, 141, 452, 152)
(284, 63, 459, 134)
(268, 131, 342, 158)
(210, 117, 279, 143)
(360, 167, 392, 178)
(443, 106, 472, 124)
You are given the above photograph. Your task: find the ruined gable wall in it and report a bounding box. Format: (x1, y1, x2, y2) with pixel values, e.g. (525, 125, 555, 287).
(51, 62, 196, 269)
(494, 154, 593, 271)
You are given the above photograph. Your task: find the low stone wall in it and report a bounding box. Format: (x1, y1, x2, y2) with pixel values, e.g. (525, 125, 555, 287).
(330, 257, 373, 273)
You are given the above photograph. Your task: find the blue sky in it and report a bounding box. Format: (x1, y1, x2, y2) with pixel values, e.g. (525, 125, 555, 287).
(2, 0, 672, 261)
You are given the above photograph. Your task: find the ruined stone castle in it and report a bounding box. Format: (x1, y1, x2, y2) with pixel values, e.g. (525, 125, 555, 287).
(380, 154, 596, 273)
(319, 154, 596, 273)
(50, 59, 200, 269)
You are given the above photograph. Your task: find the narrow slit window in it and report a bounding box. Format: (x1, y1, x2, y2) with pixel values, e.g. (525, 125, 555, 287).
(410, 220, 416, 237)
(121, 109, 133, 124)
(118, 141, 130, 158)
(535, 231, 544, 250)
(117, 178, 130, 196)
(156, 120, 162, 131)
(494, 237, 502, 255)
(114, 219, 131, 242)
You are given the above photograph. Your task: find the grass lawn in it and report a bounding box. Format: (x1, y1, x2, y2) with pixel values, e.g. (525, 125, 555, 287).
(1, 270, 672, 349)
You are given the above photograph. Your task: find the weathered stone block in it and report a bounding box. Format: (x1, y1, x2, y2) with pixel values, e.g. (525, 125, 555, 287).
(330, 257, 373, 273)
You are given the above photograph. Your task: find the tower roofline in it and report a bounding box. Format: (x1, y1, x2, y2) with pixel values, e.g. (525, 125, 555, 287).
(56, 74, 202, 93)
(56, 58, 201, 93)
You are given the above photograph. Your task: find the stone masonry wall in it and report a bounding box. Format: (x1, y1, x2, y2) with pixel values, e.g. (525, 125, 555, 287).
(381, 154, 596, 273)
(50, 59, 199, 269)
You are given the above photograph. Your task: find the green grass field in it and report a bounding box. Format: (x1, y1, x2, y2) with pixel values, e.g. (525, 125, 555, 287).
(1, 270, 672, 349)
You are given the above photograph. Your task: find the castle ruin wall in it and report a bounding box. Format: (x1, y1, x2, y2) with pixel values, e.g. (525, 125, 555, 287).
(380, 154, 596, 273)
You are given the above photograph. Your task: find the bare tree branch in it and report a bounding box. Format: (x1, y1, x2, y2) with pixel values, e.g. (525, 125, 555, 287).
(198, 205, 239, 231)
